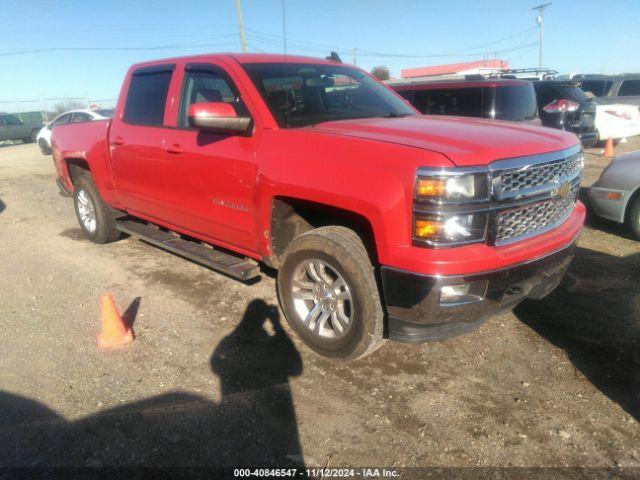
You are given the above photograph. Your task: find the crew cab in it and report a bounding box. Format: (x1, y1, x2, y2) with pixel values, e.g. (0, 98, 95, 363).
(51, 53, 585, 360)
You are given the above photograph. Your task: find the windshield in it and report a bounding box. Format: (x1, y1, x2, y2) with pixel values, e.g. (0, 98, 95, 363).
(493, 84, 538, 122)
(242, 63, 416, 128)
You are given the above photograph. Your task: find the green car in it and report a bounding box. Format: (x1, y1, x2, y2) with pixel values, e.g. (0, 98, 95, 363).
(0, 113, 43, 143)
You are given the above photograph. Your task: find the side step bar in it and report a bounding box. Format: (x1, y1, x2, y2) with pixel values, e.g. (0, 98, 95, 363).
(116, 219, 260, 281)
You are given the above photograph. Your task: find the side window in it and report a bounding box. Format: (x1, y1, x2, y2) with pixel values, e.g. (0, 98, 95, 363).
(72, 112, 93, 123)
(52, 114, 71, 126)
(179, 66, 248, 128)
(123, 65, 173, 126)
(618, 80, 640, 96)
(397, 90, 414, 104)
(414, 88, 482, 117)
(0, 116, 7, 127)
(4, 115, 21, 125)
(413, 90, 432, 113)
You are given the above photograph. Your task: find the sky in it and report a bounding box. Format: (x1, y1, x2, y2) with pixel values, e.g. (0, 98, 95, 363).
(1, 0, 639, 110)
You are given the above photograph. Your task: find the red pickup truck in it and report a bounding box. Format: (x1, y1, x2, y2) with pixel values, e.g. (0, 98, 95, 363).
(52, 53, 585, 360)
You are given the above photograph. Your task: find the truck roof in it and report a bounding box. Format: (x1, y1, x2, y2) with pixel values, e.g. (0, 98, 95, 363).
(129, 53, 342, 70)
(389, 78, 532, 91)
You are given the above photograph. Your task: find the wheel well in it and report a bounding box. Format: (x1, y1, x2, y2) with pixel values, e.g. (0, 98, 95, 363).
(66, 159, 91, 185)
(269, 197, 378, 267)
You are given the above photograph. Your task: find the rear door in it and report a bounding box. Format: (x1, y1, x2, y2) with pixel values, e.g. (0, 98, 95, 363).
(109, 64, 174, 220)
(163, 61, 259, 251)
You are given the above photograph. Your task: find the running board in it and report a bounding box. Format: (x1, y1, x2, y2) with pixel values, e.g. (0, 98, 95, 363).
(116, 219, 260, 281)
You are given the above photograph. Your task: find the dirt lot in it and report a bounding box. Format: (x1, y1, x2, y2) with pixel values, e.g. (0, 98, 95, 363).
(0, 138, 638, 474)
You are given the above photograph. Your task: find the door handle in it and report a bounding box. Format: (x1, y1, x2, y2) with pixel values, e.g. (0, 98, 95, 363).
(111, 136, 125, 146)
(165, 143, 184, 154)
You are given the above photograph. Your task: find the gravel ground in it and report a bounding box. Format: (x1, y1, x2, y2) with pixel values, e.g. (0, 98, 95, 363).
(0, 138, 638, 475)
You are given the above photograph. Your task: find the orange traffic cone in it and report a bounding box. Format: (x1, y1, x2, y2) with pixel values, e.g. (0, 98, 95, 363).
(603, 137, 614, 157)
(97, 294, 133, 350)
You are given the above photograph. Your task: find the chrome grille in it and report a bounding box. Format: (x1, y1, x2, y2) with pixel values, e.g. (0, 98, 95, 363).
(495, 185, 579, 244)
(495, 153, 583, 199)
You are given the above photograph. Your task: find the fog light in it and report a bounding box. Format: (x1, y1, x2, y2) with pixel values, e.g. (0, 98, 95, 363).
(440, 280, 487, 306)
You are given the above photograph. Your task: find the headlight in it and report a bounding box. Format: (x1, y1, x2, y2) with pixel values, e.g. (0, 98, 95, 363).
(415, 173, 490, 204)
(414, 212, 488, 246)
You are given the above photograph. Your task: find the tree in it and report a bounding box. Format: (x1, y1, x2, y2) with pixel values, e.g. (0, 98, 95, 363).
(370, 66, 390, 81)
(52, 100, 86, 115)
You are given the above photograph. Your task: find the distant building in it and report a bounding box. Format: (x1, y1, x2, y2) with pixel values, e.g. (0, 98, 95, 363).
(400, 59, 509, 80)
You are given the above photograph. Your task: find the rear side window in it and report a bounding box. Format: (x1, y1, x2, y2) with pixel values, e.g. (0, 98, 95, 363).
(413, 88, 483, 117)
(123, 65, 174, 126)
(579, 80, 611, 97)
(494, 85, 538, 121)
(619, 80, 640, 96)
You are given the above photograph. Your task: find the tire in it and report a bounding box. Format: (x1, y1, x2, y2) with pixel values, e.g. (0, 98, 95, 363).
(38, 138, 51, 155)
(29, 129, 38, 143)
(72, 175, 121, 244)
(277, 226, 384, 360)
(629, 195, 640, 240)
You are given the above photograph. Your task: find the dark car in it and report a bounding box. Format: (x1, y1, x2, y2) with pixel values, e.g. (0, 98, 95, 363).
(389, 78, 541, 125)
(573, 74, 640, 107)
(0, 113, 42, 143)
(532, 81, 598, 147)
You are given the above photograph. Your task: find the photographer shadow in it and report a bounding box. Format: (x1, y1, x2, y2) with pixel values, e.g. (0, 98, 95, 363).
(515, 247, 640, 421)
(0, 299, 305, 467)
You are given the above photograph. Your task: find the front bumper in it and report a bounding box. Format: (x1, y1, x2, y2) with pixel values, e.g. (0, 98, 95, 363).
(578, 131, 598, 148)
(382, 240, 577, 343)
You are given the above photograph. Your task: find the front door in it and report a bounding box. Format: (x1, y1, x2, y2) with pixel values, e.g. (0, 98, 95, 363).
(163, 63, 259, 251)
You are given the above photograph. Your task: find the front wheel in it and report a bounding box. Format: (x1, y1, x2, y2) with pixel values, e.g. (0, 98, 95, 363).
(38, 138, 51, 155)
(628, 195, 640, 240)
(73, 175, 121, 244)
(277, 226, 384, 360)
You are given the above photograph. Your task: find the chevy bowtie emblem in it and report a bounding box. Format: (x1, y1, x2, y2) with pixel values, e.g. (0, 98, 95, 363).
(554, 182, 571, 199)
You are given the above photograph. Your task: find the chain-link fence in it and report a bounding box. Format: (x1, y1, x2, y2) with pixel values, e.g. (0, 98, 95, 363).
(0, 97, 117, 123)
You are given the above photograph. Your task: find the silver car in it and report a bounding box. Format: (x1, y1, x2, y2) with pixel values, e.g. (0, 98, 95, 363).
(588, 151, 640, 239)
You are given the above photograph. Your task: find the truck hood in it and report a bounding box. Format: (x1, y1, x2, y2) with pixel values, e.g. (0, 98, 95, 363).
(310, 115, 578, 166)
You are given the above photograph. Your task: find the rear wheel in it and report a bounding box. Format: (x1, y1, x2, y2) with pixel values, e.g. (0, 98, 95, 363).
(277, 226, 384, 360)
(73, 175, 120, 244)
(628, 195, 640, 240)
(29, 129, 38, 143)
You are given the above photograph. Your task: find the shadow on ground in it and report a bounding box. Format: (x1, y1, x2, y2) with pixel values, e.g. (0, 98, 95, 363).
(515, 247, 640, 421)
(0, 199, 5, 214)
(0, 299, 304, 467)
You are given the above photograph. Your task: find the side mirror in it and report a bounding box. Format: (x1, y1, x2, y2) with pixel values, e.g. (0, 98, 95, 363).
(187, 102, 251, 133)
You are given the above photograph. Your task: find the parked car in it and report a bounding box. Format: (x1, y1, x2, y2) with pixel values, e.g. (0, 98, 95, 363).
(0, 113, 42, 144)
(51, 53, 584, 360)
(37, 109, 113, 155)
(588, 151, 640, 239)
(532, 81, 598, 147)
(593, 103, 640, 142)
(389, 78, 541, 125)
(575, 74, 640, 107)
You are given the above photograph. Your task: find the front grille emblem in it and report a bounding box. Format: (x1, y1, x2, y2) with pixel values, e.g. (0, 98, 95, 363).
(553, 182, 571, 199)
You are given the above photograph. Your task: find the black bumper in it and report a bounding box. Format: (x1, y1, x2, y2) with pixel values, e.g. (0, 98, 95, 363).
(578, 132, 598, 148)
(382, 241, 576, 343)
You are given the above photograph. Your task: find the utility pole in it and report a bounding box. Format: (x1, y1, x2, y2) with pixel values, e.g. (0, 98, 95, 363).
(532, 3, 551, 70)
(235, 0, 248, 53)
